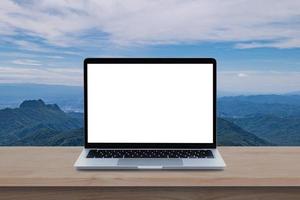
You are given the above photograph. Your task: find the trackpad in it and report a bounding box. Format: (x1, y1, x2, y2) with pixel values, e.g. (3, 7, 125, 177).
(118, 159, 183, 167)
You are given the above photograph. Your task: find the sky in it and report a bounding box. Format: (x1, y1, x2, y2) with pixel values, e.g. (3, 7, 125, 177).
(0, 0, 300, 93)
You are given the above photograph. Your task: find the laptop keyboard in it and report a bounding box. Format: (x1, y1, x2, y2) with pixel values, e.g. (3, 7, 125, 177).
(86, 150, 214, 158)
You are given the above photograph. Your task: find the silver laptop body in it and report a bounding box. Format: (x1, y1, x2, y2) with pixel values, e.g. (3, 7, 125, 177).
(75, 58, 226, 170)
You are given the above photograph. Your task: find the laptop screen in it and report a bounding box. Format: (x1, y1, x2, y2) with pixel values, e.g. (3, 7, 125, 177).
(87, 63, 214, 144)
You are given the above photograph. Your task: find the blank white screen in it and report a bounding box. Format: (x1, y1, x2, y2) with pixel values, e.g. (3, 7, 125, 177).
(88, 63, 213, 143)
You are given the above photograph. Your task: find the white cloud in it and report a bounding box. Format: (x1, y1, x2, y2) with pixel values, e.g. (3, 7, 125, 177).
(235, 39, 300, 49)
(45, 55, 64, 59)
(12, 59, 41, 66)
(237, 73, 248, 77)
(0, 66, 82, 86)
(0, 0, 300, 48)
(218, 71, 300, 93)
(12, 40, 52, 52)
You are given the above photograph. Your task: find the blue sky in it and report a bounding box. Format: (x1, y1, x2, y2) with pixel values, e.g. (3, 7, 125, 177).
(1, 0, 300, 93)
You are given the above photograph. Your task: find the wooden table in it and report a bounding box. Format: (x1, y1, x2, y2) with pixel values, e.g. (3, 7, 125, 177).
(0, 147, 300, 200)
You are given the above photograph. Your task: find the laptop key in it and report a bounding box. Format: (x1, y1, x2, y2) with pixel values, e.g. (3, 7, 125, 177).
(205, 150, 214, 158)
(86, 150, 97, 158)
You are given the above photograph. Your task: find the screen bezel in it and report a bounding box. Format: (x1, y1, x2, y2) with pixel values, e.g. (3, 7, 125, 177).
(84, 58, 217, 149)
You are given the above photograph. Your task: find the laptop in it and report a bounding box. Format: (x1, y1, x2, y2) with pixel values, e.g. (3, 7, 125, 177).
(74, 58, 225, 170)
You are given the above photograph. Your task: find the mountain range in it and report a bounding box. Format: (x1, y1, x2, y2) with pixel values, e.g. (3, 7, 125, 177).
(1, 88, 300, 146)
(218, 95, 300, 146)
(218, 95, 300, 117)
(0, 99, 274, 146)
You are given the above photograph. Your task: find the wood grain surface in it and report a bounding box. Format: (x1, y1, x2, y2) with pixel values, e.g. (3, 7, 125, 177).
(1, 187, 300, 200)
(0, 147, 299, 187)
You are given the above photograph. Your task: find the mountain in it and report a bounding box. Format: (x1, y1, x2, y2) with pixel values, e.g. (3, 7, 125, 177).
(67, 111, 84, 122)
(46, 128, 83, 146)
(285, 91, 300, 95)
(217, 118, 271, 146)
(218, 94, 300, 145)
(12, 128, 84, 146)
(218, 95, 300, 117)
(0, 83, 83, 112)
(228, 115, 300, 146)
(0, 99, 83, 146)
(219, 94, 300, 106)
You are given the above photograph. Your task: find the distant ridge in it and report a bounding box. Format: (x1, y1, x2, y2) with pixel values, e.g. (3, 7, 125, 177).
(285, 91, 300, 95)
(20, 99, 46, 108)
(20, 99, 61, 111)
(218, 94, 300, 117)
(0, 83, 83, 112)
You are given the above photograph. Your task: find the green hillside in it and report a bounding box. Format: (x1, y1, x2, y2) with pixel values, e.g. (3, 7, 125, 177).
(218, 95, 300, 146)
(228, 115, 300, 146)
(12, 128, 84, 146)
(217, 118, 271, 146)
(0, 99, 83, 146)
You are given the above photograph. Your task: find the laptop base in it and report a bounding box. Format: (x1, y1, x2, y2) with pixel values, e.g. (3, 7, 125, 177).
(74, 149, 225, 170)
